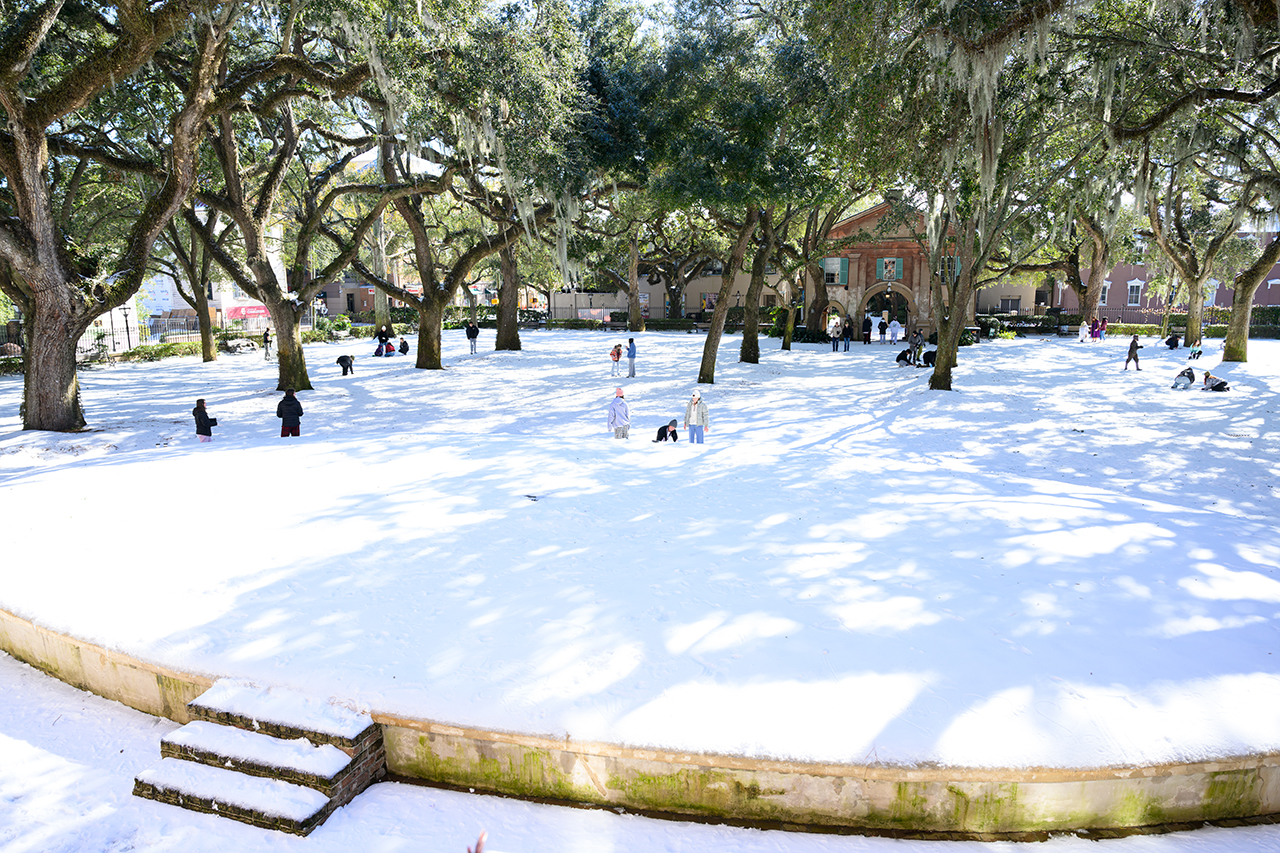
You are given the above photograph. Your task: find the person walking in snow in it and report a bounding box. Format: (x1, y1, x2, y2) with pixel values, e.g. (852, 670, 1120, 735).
(610, 343, 623, 376)
(277, 388, 304, 437)
(626, 338, 637, 377)
(465, 321, 480, 353)
(909, 328, 925, 365)
(193, 399, 217, 442)
(828, 314, 841, 351)
(878, 318, 888, 344)
(841, 317, 853, 351)
(1124, 335, 1142, 371)
(607, 387, 630, 439)
(888, 318, 901, 345)
(262, 328, 273, 360)
(861, 315, 873, 345)
(684, 389, 711, 444)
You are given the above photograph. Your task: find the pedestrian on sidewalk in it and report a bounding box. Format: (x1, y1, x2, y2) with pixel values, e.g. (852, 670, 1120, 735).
(608, 387, 630, 439)
(277, 389, 303, 437)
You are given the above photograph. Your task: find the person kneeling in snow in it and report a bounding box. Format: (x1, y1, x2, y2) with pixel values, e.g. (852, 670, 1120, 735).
(653, 419, 679, 442)
(1188, 342, 1203, 360)
(896, 349, 912, 367)
(1202, 371, 1230, 392)
(1171, 367, 1195, 389)
(921, 349, 937, 367)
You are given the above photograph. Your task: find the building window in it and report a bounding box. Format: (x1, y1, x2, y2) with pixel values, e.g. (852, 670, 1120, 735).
(823, 257, 840, 285)
(1000, 297, 1020, 313)
(882, 258, 898, 280)
(703, 262, 722, 276)
(1128, 283, 1142, 306)
(1100, 283, 1109, 306)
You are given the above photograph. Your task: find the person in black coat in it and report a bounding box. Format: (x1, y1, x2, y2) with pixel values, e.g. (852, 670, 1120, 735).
(398, 337, 410, 355)
(193, 399, 217, 442)
(861, 315, 873, 345)
(896, 348, 912, 366)
(277, 389, 304, 437)
(465, 321, 480, 353)
(878, 318, 888, 343)
(336, 355, 355, 376)
(653, 419, 679, 442)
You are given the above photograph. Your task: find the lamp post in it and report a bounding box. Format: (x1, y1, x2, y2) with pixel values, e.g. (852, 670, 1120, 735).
(121, 305, 132, 351)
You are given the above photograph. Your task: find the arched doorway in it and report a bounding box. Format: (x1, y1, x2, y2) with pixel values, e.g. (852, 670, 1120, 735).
(864, 287, 910, 325)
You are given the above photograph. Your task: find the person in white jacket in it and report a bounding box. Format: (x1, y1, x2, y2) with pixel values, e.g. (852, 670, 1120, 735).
(888, 318, 902, 345)
(607, 387, 630, 439)
(684, 389, 711, 444)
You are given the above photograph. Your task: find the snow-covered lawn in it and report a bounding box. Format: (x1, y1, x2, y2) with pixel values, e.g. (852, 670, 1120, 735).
(1, 330, 1277, 770)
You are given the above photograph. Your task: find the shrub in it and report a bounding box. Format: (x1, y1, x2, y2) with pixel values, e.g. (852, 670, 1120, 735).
(121, 342, 203, 361)
(1107, 324, 1160, 336)
(548, 318, 605, 330)
(642, 319, 695, 331)
(0, 356, 22, 376)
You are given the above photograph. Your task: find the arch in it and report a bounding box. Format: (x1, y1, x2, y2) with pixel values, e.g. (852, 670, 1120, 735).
(861, 282, 916, 328)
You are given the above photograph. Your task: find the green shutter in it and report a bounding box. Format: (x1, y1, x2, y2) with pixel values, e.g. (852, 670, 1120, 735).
(876, 258, 884, 280)
(894, 258, 904, 280)
(839, 258, 849, 286)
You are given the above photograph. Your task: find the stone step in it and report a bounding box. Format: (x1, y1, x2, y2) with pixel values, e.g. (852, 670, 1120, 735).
(186, 679, 378, 750)
(161, 721, 353, 797)
(133, 758, 332, 836)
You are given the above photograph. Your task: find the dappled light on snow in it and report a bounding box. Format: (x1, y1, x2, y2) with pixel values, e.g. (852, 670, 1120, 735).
(1, 330, 1278, 768)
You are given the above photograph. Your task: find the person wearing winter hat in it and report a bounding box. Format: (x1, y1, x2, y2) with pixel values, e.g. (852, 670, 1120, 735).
(684, 389, 710, 444)
(607, 387, 630, 439)
(653, 419, 679, 442)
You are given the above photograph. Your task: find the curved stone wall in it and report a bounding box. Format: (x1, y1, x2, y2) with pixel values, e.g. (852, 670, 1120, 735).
(4, 606, 1277, 837)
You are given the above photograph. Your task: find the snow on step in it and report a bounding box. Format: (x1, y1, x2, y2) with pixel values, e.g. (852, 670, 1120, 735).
(163, 721, 351, 778)
(136, 758, 330, 822)
(191, 679, 371, 741)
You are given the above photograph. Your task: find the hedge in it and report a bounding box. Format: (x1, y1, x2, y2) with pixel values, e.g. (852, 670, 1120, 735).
(120, 342, 203, 361)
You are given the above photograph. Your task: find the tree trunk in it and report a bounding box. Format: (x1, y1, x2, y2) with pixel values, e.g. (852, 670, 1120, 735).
(697, 211, 758, 384)
(928, 278, 975, 391)
(665, 279, 683, 318)
(1184, 279, 1207, 348)
(23, 299, 87, 431)
(805, 270, 829, 334)
(417, 297, 446, 369)
(627, 235, 645, 332)
(191, 282, 216, 362)
(739, 242, 769, 364)
(780, 305, 796, 351)
(1222, 235, 1280, 362)
(264, 298, 311, 391)
(495, 246, 521, 351)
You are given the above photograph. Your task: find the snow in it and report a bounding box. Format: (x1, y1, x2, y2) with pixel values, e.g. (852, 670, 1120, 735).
(136, 757, 330, 821)
(191, 679, 371, 740)
(162, 721, 351, 777)
(0, 330, 1277, 771)
(7, 649, 1280, 851)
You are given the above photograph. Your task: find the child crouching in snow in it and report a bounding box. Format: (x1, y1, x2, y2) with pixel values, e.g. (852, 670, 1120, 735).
(653, 419, 679, 442)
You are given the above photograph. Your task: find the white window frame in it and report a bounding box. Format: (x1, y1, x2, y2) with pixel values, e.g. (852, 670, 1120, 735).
(1127, 284, 1142, 306)
(1100, 282, 1110, 306)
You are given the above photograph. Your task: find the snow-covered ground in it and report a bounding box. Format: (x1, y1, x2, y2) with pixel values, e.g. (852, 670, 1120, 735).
(9, 649, 1280, 852)
(1, 330, 1277, 771)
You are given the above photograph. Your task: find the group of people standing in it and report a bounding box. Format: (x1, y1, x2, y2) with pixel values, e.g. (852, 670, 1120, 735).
(828, 314, 904, 350)
(609, 338, 637, 377)
(1078, 317, 1108, 343)
(607, 386, 710, 444)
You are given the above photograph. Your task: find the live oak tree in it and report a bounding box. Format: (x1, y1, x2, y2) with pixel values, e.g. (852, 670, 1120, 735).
(0, 0, 232, 430)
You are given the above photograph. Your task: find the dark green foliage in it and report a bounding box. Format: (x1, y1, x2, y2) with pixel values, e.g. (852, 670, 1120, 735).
(120, 342, 203, 361)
